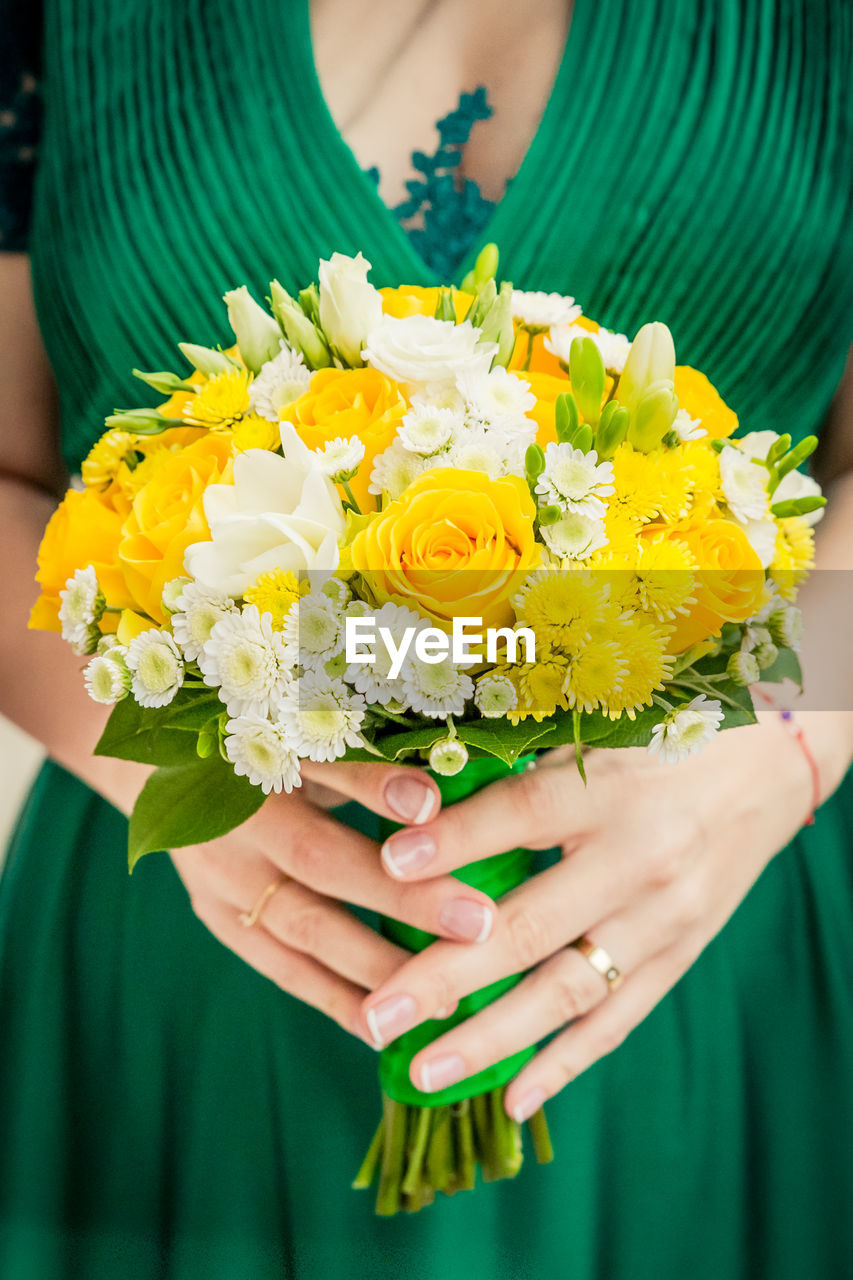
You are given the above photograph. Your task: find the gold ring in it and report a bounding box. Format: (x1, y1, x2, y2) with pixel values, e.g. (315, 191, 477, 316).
(570, 935, 623, 992)
(239, 877, 287, 928)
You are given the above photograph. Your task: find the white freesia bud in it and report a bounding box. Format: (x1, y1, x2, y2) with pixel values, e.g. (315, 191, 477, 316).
(617, 322, 676, 414)
(223, 286, 282, 373)
(318, 252, 383, 367)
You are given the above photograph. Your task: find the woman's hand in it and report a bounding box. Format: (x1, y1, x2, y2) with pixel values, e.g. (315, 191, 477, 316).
(170, 760, 498, 1043)
(358, 712, 853, 1117)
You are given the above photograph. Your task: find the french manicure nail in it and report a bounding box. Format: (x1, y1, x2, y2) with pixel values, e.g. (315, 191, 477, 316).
(384, 775, 437, 824)
(381, 829, 436, 878)
(438, 898, 494, 943)
(365, 993, 417, 1048)
(420, 1052, 467, 1093)
(511, 1087, 545, 1123)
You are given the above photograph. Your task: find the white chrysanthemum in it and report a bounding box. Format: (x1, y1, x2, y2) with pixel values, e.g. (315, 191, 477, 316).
(59, 566, 104, 654)
(720, 447, 770, 523)
(510, 290, 581, 328)
(446, 427, 507, 478)
(457, 367, 536, 431)
(171, 582, 239, 661)
(672, 409, 707, 442)
(402, 653, 474, 719)
(428, 737, 469, 776)
(125, 629, 184, 709)
(398, 403, 461, 455)
(313, 435, 365, 482)
(410, 383, 466, 415)
(736, 431, 780, 462)
(362, 314, 495, 388)
(474, 673, 518, 718)
(248, 341, 310, 421)
(321, 576, 352, 607)
(540, 511, 609, 560)
(83, 652, 130, 705)
(369, 438, 431, 497)
(739, 518, 778, 568)
(774, 469, 825, 526)
(199, 604, 293, 717)
(546, 323, 632, 373)
(344, 601, 423, 706)
(278, 672, 366, 761)
(224, 715, 302, 794)
(647, 694, 724, 764)
(161, 576, 191, 614)
(281, 591, 344, 669)
(535, 443, 615, 515)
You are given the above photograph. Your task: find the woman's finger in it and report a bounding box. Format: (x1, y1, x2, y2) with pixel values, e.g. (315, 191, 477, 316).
(503, 946, 690, 1121)
(301, 759, 441, 826)
(378, 759, 590, 881)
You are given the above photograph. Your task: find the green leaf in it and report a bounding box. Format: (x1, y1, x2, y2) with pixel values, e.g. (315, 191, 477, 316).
(455, 719, 556, 765)
(758, 647, 803, 687)
(95, 690, 221, 766)
(128, 753, 266, 870)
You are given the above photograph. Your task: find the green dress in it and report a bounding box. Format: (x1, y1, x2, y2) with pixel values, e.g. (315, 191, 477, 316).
(2, 1, 853, 1275)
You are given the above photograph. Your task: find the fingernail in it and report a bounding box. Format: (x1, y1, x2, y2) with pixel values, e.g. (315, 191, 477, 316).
(439, 898, 494, 943)
(365, 993, 417, 1048)
(384, 775, 437, 825)
(511, 1087, 545, 1123)
(381, 829, 436, 878)
(434, 1002, 458, 1020)
(420, 1052, 467, 1093)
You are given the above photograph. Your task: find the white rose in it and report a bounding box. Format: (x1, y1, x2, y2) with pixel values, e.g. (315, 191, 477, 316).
(362, 314, 496, 389)
(736, 430, 781, 462)
(185, 423, 345, 595)
(774, 468, 825, 525)
(318, 252, 383, 367)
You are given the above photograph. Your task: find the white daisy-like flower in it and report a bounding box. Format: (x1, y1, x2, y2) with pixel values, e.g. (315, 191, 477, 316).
(344, 601, 424, 706)
(313, 436, 365, 481)
(428, 737, 469, 776)
(647, 694, 724, 764)
(199, 604, 293, 717)
(672, 409, 707, 442)
(720, 447, 770, 523)
(278, 672, 366, 761)
(397, 403, 461, 455)
(171, 582, 239, 661)
(510, 290, 582, 329)
(402, 653, 474, 719)
(59, 566, 104, 654)
(224, 715, 302, 794)
(410, 383, 467, 415)
(540, 511, 609, 560)
(248, 340, 310, 421)
(474, 673, 518, 718)
(535, 443, 615, 515)
(446, 427, 507, 478)
(83, 651, 130, 705)
(125, 629, 184, 709)
(369, 438, 430, 498)
(546, 323, 632, 374)
(281, 591, 344, 670)
(161, 576, 191, 614)
(321, 577, 352, 607)
(457, 367, 536, 432)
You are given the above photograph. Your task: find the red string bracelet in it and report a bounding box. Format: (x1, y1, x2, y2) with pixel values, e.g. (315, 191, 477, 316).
(752, 686, 821, 826)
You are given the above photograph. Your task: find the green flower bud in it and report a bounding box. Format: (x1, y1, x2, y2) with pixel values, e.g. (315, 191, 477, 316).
(132, 368, 196, 395)
(768, 605, 803, 649)
(766, 433, 792, 466)
(555, 392, 579, 444)
(571, 423, 595, 453)
(434, 288, 456, 321)
(196, 726, 218, 759)
(727, 649, 760, 686)
(770, 495, 826, 519)
(626, 382, 679, 452)
(569, 336, 606, 425)
(477, 282, 515, 366)
(753, 640, 779, 670)
(769, 435, 819, 491)
(525, 443, 546, 482)
(459, 242, 499, 293)
(269, 280, 332, 369)
(298, 282, 321, 326)
(616, 322, 676, 415)
(464, 279, 497, 328)
(223, 286, 282, 373)
(538, 504, 563, 526)
(178, 343, 240, 376)
(104, 408, 180, 435)
(595, 404, 630, 458)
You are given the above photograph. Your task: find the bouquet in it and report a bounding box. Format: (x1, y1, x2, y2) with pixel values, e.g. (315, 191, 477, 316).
(31, 245, 823, 1214)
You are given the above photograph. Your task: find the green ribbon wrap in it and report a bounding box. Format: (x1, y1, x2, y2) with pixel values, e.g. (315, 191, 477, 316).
(377, 754, 536, 1107)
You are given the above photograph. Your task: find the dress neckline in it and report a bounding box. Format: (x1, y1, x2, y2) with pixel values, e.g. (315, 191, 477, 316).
(298, 0, 586, 283)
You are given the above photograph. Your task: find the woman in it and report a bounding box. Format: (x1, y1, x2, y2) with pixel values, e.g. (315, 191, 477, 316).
(1, 1, 852, 1276)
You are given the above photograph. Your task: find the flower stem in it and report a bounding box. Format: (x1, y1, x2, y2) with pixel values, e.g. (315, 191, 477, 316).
(342, 480, 362, 512)
(527, 1107, 555, 1164)
(401, 1106, 432, 1197)
(351, 1117, 384, 1188)
(376, 1095, 408, 1216)
(425, 1106, 453, 1194)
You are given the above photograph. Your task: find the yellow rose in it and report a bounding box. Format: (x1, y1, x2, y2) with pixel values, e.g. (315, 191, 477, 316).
(118, 434, 233, 624)
(643, 517, 767, 651)
(30, 488, 134, 633)
(280, 367, 407, 508)
(379, 286, 473, 321)
(674, 366, 738, 439)
(349, 469, 539, 629)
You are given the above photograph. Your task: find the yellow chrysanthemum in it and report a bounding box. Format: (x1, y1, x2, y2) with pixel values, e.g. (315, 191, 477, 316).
(512, 568, 611, 655)
(82, 430, 137, 491)
(678, 440, 720, 497)
(503, 647, 569, 723)
(183, 368, 252, 429)
(116, 446, 175, 499)
(243, 569, 307, 628)
(633, 534, 697, 621)
(609, 444, 693, 526)
(771, 517, 814, 600)
(603, 618, 674, 720)
(563, 639, 627, 714)
(231, 413, 281, 452)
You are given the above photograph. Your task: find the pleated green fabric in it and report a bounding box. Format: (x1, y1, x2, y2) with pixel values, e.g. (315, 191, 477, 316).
(2, 1, 853, 1276)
